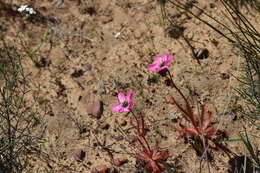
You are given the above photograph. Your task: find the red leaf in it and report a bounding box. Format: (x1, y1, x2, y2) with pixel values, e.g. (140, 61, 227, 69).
(136, 148, 168, 173)
(152, 150, 169, 161)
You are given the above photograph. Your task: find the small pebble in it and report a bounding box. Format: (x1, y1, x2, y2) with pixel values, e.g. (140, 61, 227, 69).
(81, 7, 96, 15)
(86, 100, 103, 119)
(166, 95, 175, 104)
(78, 95, 82, 101)
(120, 120, 127, 126)
(171, 118, 178, 123)
(114, 158, 128, 167)
(145, 99, 152, 106)
(228, 112, 237, 121)
(72, 149, 85, 161)
(91, 165, 110, 173)
(99, 16, 113, 24)
(52, 0, 64, 7)
(220, 73, 230, 80)
(211, 39, 219, 46)
(100, 123, 110, 130)
(217, 61, 223, 65)
(128, 135, 138, 143)
(71, 69, 84, 78)
(194, 48, 209, 59)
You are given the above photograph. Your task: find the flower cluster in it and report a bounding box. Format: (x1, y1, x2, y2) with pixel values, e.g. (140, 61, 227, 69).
(112, 89, 169, 173)
(111, 54, 173, 172)
(17, 5, 36, 15)
(110, 53, 219, 171)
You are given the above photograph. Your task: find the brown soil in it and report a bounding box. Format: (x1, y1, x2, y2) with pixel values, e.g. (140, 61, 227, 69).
(0, 0, 259, 172)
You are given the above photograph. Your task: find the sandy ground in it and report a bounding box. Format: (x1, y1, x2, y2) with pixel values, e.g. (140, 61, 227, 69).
(0, 0, 259, 172)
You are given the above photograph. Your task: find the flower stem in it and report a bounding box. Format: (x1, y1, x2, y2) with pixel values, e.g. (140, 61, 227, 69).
(166, 69, 188, 105)
(170, 96, 200, 133)
(130, 110, 139, 124)
(166, 69, 199, 130)
(130, 110, 151, 152)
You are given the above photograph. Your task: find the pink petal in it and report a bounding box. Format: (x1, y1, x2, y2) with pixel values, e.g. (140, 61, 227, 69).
(154, 54, 162, 62)
(126, 91, 134, 101)
(166, 53, 173, 59)
(163, 54, 173, 66)
(117, 92, 126, 103)
(128, 101, 134, 109)
(158, 66, 168, 71)
(162, 56, 168, 63)
(147, 63, 160, 71)
(147, 54, 173, 71)
(162, 55, 168, 62)
(122, 107, 130, 112)
(112, 104, 123, 113)
(147, 55, 162, 71)
(164, 60, 171, 66)
(149, 62, 159, 67)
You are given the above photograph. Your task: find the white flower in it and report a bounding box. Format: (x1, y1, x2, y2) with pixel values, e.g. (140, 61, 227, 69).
(17, 5, 28, 12)
(26, 7, 36, 14)
(17, 5, 36, 15)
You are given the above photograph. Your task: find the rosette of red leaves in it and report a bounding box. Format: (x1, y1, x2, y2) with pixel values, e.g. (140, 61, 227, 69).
(177, 104, 216, 139)
(130, 115, 169, 173)
(136, 147, 169, 173)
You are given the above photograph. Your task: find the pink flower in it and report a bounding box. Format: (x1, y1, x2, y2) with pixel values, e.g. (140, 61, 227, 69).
(112, 91, 134, 113)
(147, 54, 173, 71)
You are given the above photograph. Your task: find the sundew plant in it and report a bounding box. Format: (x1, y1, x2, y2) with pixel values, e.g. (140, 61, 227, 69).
(111, 53, 226, 172)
